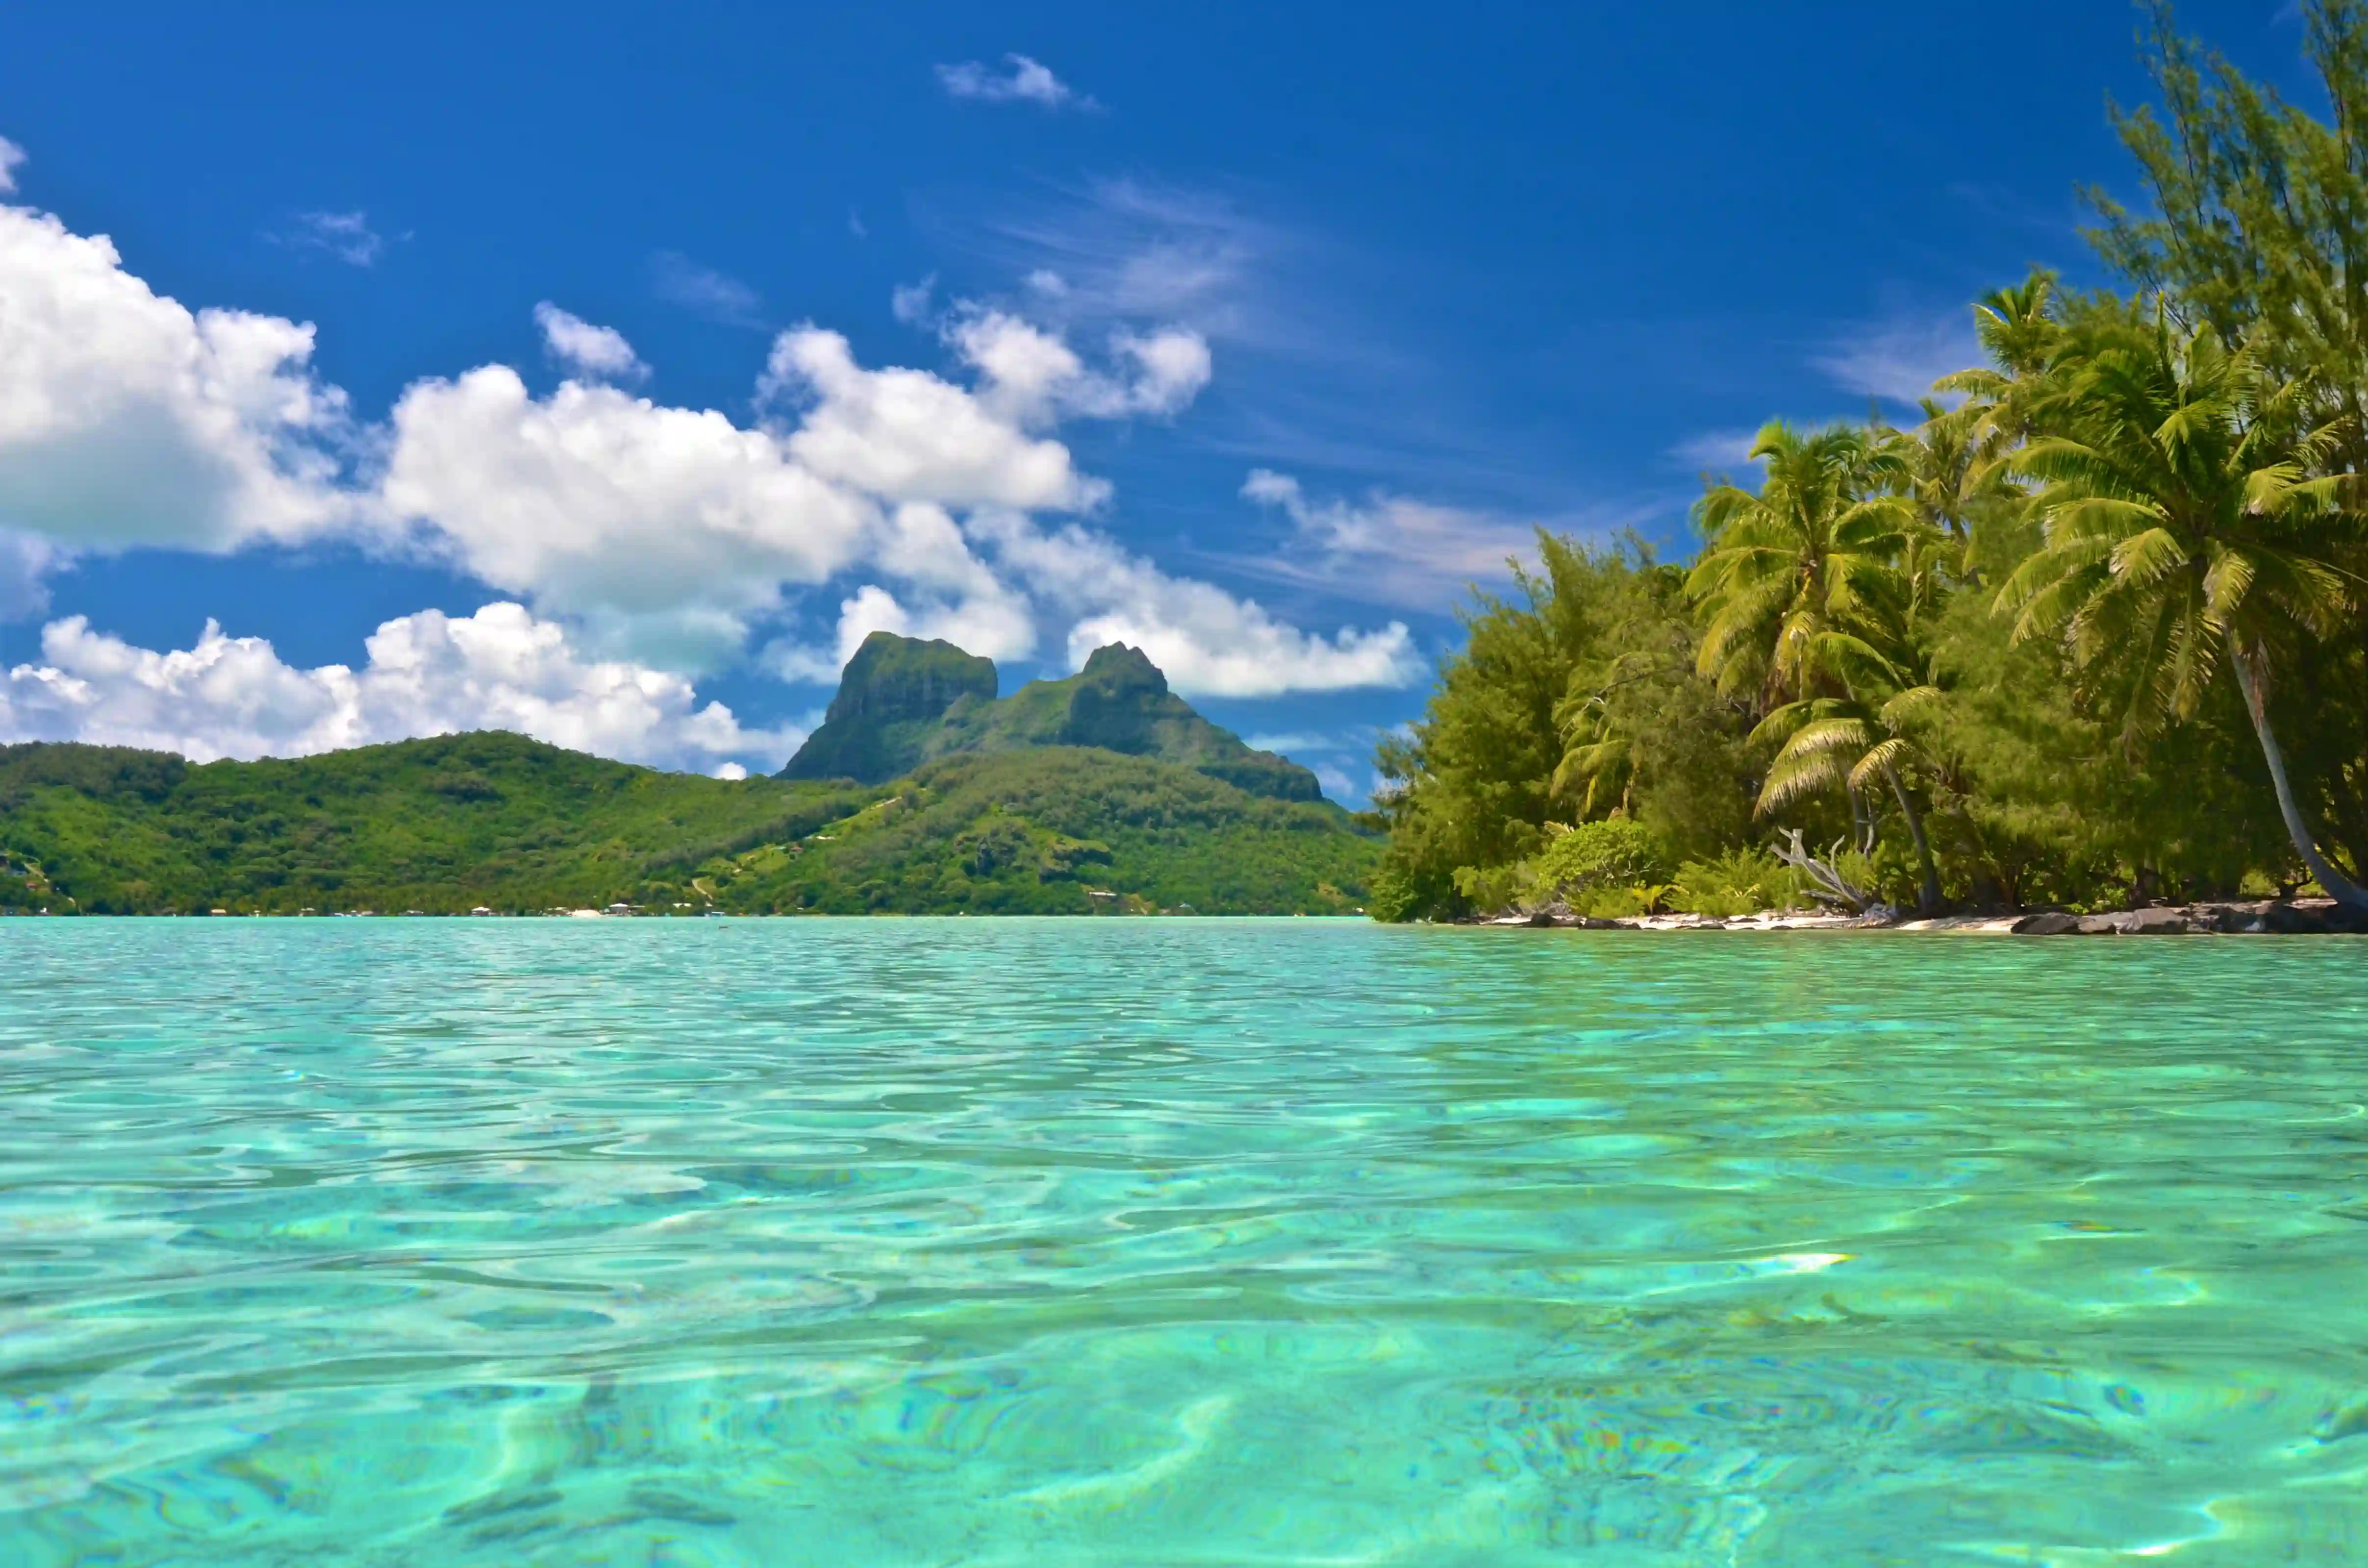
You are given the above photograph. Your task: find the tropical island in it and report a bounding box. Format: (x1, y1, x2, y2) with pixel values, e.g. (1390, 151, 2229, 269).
(0, 634, 1379, 916)
(1365, 8, 2368, 934)
(9, 11, 2368, 936)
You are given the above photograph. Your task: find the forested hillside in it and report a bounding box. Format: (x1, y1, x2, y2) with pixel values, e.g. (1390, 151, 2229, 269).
(715, 748, 1373, 915)
(0, 732, 1376, 916)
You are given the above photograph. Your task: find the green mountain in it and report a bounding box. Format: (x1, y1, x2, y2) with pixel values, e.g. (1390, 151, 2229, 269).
(711, 747, 1372, 915)
(781, 632, 1324, 801)
(0, 726, 1377, 917)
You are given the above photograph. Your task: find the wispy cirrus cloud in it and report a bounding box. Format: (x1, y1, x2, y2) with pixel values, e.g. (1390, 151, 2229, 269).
(1812, 310, 1979, 408)
(1232, 468, 1546, 611)
(0, 135, 26, 195)
(935, 54, 1097, 111)
(1666, 427, 1766, 473)
(933, 179, 1269, 348)
(271, 209, 390, 267)
(651, 250, 768, 329)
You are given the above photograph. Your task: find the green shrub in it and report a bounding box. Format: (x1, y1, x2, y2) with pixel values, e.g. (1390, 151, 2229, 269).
(1450, 862, 1526, 914)
(1532, 819, 1667, 897)
(1575, 882, 1673, 918)
(1668, 846, 1789, 917)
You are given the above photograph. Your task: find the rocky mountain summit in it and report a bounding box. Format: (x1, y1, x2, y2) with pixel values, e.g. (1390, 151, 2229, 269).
(779, 633, 1324, 801)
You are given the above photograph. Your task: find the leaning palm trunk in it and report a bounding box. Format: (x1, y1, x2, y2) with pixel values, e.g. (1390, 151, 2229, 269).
(1877, 758, 1942, 914)
(2230, 645, 2368, 911)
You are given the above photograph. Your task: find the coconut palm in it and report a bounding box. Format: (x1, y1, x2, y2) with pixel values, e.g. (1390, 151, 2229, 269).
(1688, 422, 1920, 706)
(1688, 422, 1946, 909)
(1999, 307, 2368, 907)
(1754, 680, 1947, 914)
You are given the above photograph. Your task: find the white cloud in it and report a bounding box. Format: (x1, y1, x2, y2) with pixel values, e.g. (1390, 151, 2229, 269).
(762, 326, 1103, 511)
(947, 309, 1209, 424)
(0, 602, 792, 770)
(1242, 732, 1329, 754)
(0, 530, 59, 621)
(947, 310, 1085, 422)
(1813, 312, 1979, 407)
(975, 181, 1264, 346)
(1666, 428, 1765, 472)
(761, 502, 1038, 683)
(378, 368, 876, 666)
(0, 201, 352, 554)
(652, 250, 766, 328)
(1314, 764, 1363, 804)
(890, 275, 936, 324)
(0, 136, 26, 195)
(1114, 329, 1213, 415)
(1237, 469, 1536, 610)
(0, 175, 1411, 718)
(274, 210, 385, 267)
(533, 302, 647, 382)
(935, 54, 1094, 110)
(976, 512, 1422, 697)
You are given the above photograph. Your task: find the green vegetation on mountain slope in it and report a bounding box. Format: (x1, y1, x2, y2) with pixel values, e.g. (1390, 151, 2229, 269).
(711, 747, 1375, 915)
(0, 733, 866, 914)
(0, 732, 1376, 916)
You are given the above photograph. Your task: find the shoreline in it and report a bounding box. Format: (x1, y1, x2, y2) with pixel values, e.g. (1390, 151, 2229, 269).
(1483, 897, 2368, 935)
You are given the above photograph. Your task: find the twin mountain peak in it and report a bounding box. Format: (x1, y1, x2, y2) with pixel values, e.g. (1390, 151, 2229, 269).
(779, 632, 1326, 802)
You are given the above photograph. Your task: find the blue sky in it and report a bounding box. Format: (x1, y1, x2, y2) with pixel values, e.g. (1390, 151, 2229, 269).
(0, 1, 2314, 798)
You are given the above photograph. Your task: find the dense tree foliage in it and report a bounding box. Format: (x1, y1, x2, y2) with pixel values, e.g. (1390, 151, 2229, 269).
(1371, 2, 2368, 921)
(0, 734, 1377, 917)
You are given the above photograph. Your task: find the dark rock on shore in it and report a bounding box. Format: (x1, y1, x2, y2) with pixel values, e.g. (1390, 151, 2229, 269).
(2012, 899, 2368, 935)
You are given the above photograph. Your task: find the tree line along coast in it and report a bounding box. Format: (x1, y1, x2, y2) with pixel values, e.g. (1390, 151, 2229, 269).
(1365, 3, 2368, 933)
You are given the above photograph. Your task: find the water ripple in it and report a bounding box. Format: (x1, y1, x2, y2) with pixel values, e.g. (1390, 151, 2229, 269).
(3, 920, 2367, 1564)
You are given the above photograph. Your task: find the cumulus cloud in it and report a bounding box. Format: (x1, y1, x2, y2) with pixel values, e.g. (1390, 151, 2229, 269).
(977, 512, 1422, 697)
(947, 309, 1209, 423)
(0, 136, 25, 195)
(378, 368, 876, 665)
(0, 201, 352, 554)
(651, 250, 766, 328)
(0, 602, 791, 770)
(1237, 469, 1536, 610)
(273, 210, 386, 267)
(761, 501, 1039, 682)
(0, 172, 1421, 718)
(534, 302, 648, 382)
(935, 54, 1095, 111)
(762, 326, 1103, 511)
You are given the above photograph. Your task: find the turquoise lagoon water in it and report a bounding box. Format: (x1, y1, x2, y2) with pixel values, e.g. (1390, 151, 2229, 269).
(4, 920, 2368, 1566)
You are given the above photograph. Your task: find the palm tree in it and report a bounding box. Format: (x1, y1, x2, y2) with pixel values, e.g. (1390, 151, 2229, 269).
(1688, 422, 1945, 910)
(1999, 307, 2368, 908)
(1754, 681, 1947, 914)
